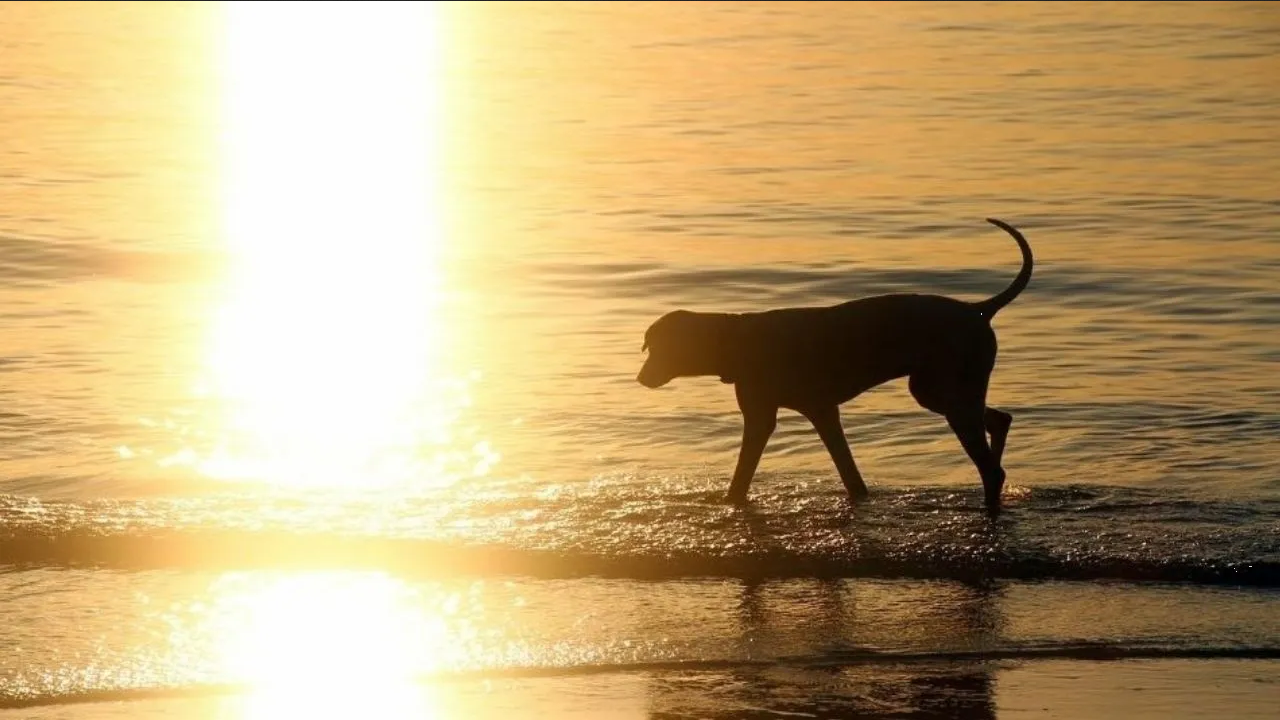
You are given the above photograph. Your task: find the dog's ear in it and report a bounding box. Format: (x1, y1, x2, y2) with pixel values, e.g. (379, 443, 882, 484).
(641, 340, 648, 352)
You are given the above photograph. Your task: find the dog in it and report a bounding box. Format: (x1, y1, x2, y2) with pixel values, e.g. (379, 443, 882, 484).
(637, 218, 1032, 514)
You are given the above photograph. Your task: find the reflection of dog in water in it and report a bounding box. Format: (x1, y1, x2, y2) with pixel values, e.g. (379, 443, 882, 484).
(637, 219, 1033, 514)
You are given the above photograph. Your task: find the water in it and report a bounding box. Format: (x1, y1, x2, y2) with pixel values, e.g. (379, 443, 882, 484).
(0, 1, 1277, 716)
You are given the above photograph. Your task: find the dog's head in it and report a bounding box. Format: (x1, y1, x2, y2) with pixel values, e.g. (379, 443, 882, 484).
(637, 310, 728, 388)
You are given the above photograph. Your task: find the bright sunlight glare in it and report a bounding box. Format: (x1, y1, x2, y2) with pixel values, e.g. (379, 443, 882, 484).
(206, 1, 468, 490)
(212, 573, 442, 720)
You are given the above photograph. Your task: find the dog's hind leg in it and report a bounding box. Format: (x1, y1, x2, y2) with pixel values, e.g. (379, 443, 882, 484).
(910, 369, 1005, 513)
(727, 387, 777, 504)
(984, 407, 1012, 466)
(946, 410, 1006, 514)
(801, 405, 870, 501)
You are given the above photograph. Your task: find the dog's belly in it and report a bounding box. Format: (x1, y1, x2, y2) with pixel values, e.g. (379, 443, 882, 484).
(778, 368, 907, 410)
(739, 350, 909, 410)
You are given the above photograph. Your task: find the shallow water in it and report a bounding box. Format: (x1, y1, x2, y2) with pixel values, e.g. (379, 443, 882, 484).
(0, 1, 1277, 714)
(0, 572, 1277, 714)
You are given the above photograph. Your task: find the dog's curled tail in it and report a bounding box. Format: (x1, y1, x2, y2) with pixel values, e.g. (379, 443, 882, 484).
(971, 218, 1033, 320)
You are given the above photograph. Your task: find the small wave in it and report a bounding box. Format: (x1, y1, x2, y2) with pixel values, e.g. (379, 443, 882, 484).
(2, 644, 1277, 710)
(0, 233, 223, 286)
(0, 484, 1274, 587)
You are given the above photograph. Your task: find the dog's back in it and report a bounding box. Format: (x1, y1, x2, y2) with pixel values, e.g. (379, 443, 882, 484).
(726, 293, 993, 407)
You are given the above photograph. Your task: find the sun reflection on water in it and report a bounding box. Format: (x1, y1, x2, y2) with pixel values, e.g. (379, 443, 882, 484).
(195, 0, 490, 490)
(209, 573, 442, 719)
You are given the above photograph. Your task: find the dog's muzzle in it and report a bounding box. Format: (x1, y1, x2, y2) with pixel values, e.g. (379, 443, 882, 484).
(637, 371, 664, 389)
(636, 364, 671, 389)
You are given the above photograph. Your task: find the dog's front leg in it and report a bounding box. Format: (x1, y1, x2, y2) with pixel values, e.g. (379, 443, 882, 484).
(801, 405, 870, 501)
(727, 386, 777, 504)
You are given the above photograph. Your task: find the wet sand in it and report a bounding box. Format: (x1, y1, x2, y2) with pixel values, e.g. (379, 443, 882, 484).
(4, 658, 1278, 719)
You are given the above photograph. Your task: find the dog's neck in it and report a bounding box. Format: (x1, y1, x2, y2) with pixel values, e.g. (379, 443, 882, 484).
(711, 312, 747, 384)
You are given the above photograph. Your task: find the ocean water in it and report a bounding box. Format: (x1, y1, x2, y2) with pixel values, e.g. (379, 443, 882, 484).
(0, 1, 1278, 716)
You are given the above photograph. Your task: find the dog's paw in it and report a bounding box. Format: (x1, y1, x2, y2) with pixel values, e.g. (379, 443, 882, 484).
(982, 495, 1004, 517)
(844, 486, 870, 503)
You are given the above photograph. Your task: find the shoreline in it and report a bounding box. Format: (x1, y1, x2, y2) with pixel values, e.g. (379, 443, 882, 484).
(3, 658, 1278, 719)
